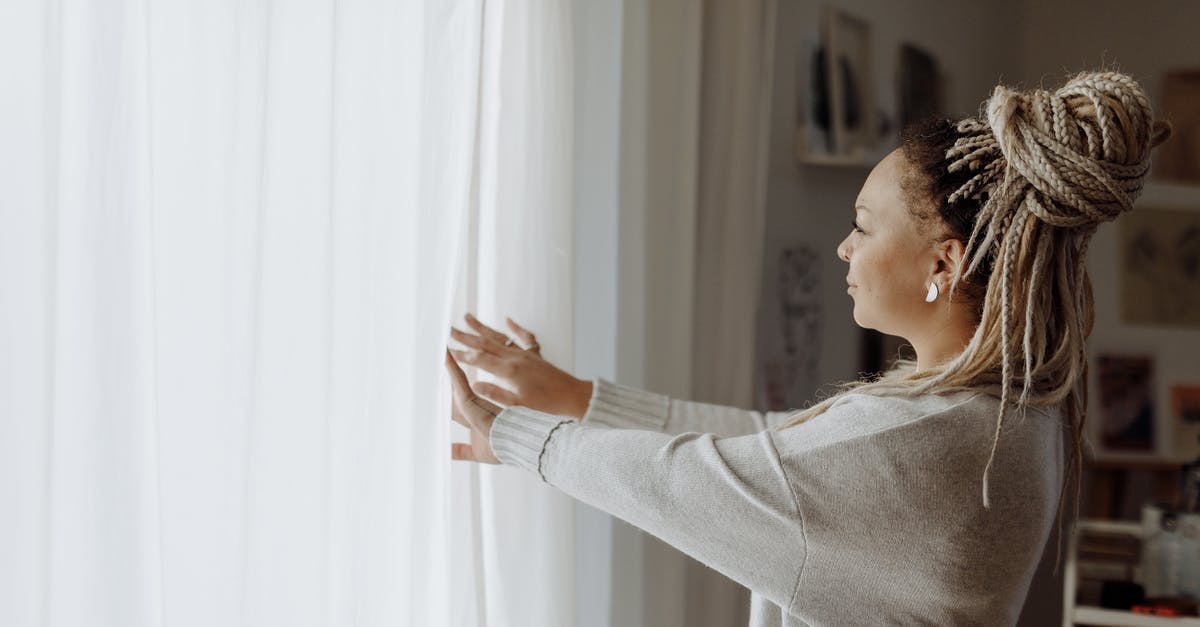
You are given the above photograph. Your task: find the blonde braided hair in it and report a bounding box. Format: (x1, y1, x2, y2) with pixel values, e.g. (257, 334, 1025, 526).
(774, 71, 1172, 574)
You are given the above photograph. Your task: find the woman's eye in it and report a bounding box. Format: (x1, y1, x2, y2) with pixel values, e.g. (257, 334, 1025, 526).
(851, 220, 864, 233)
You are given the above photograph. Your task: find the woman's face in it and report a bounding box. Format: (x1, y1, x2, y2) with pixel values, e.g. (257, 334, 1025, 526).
(836, 149, 942, 339)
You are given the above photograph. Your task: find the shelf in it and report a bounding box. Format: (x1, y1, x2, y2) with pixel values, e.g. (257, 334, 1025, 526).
(792, 128, 885, 168)
(1078, 520, 1143, 536)
(1068, 520, 1200, 625)
(1074, 605, 1200, 626)
(1086, 456, 1193, 470)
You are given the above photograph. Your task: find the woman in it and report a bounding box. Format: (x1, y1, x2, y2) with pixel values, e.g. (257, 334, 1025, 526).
(444, 71, 1171, 625)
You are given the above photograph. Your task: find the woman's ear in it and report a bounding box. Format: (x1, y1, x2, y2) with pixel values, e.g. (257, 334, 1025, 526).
(934, 238, 967, 280)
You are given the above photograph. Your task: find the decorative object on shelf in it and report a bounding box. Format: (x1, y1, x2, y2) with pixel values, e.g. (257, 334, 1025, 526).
(1120, 207, 1200, 328)
(1139, 503, 1200, 602)
(760, 244, 822, 411)
(1099, 580, 1146, 611)
(1096, 354, 1157, 455)
(897, 43, 942, 130)
(1153, 70, 1200, 184)
(794, 6, 889, 167)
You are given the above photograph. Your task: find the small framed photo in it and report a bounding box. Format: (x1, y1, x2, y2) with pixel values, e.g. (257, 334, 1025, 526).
(794, 6, 881, 166)
(1171, 384, 1200, 459)
(1094, 354, 1156, 457)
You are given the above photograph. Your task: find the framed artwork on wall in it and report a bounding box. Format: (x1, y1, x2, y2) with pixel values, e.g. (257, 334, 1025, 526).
(897, 43, 943, 129)
(794, 6, 882, 166)
(758, 244, 823, 412)
(1119, 207, 1200, 328)
(1094, 353, 1157, 458)
(1171, 384, 1200, 460)
(1153, 70, 1200, 184)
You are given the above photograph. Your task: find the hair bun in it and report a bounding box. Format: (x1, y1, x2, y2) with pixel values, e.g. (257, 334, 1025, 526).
(981, 71, 1164, 229)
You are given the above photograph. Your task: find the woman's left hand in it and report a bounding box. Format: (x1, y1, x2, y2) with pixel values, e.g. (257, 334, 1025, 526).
(445, 348, 503, 464)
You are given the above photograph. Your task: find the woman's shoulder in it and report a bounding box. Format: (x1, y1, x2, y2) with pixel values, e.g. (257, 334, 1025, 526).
(823, 387, 989, 417)
(784, 387, 1060, 448)
(933, 385, 1063, 423)
(782, 384, 1065, 454)
(830, 386, 1060, 420)
(777, 391, 972, 449)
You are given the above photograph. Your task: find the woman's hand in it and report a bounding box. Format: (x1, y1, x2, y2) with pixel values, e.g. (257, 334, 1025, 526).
(445, 348, 502, 464)
(447, 313, 593, 419)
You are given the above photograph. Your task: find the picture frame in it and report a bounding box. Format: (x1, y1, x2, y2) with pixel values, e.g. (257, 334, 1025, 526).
(1093, 353, 1158, 459)
(1119, 207, 1200, 328)
(794, 6, 880, 167)
(1152, 70, 1200, 184)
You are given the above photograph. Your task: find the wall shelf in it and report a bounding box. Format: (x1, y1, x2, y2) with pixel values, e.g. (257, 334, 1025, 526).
(1072, 605, 1200, 626)
(1063, 519, 1200, 626)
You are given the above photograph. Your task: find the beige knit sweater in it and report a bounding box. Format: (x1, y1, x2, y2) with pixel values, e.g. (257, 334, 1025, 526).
(489, 377, 1064, 626)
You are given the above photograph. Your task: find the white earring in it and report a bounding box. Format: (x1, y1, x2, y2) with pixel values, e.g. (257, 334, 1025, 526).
(924, 282, 939, 303)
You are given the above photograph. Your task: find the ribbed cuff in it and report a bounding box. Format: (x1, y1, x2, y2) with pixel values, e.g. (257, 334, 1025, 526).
(581, 378, 671, 432)
(489, 407, 575, 482)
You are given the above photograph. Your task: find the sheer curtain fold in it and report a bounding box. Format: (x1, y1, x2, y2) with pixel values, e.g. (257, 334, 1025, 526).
(469, 2, 578, 627)
(0, 1, 575, 626)
(685, 0, 777, 626)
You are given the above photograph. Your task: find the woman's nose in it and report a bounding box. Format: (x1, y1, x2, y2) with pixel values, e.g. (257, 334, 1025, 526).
(836, 239, 850, 263)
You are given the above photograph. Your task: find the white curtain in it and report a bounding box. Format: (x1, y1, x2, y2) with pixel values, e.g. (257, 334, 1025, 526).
(0, 1, 575, 626)
(452, 2, 578, 627)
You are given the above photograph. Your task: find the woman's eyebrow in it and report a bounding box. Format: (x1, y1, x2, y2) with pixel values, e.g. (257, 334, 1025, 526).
(855, 204, 871, 213)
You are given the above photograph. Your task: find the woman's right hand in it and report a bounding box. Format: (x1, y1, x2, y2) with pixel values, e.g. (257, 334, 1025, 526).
(447, 313, 594, 420)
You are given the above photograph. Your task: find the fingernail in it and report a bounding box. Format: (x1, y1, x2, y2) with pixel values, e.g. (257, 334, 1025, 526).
(466, 312, 476, 320)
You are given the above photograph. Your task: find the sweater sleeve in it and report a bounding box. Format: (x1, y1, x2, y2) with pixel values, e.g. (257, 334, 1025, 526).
(582, 377, 800, 437)
(488, 405, 806, 616)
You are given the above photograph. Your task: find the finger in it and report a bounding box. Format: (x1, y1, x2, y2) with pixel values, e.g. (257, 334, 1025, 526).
(451, 442, 477, 462)
(505, 317, 539, 347)
(444, 349, 473, 394)
(464, 312, 510, 345)
(472, 381, 519, 406)
(449, 326, 502, 355)
(449, 348, 508, 376)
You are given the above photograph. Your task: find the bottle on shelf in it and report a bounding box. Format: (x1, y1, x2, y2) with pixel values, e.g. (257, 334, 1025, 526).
(1142, 505, 1182, 598)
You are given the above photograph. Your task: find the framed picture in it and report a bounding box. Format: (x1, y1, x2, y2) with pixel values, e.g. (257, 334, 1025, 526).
(1171, 384, 1200, 459)
(1153, 70, 1200, 184)
(1094, 354, 1157, 457)
(897, 43, 942, 129)
(1119, 207, 1200, 328)
(794, 6, 881, 166)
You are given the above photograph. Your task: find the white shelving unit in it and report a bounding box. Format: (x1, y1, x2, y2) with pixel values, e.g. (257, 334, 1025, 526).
(1063, 519, 1200, 626)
